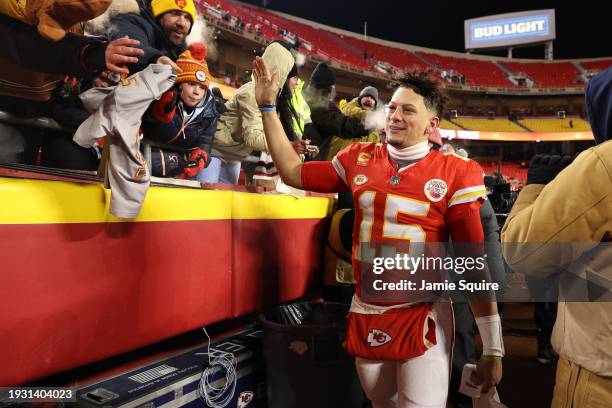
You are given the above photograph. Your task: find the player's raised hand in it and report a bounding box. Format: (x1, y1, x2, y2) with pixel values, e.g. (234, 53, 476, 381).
(253, 56, 279, 106)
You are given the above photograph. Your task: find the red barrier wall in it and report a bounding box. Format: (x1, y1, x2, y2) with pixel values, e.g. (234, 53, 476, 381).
(0, 176, 333, 385)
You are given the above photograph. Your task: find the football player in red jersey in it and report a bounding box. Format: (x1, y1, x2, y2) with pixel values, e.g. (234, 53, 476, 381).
(253, 56, 503, 407)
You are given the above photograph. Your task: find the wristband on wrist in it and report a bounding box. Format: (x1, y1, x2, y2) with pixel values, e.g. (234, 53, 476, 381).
(258, 104, 276, 111)
(475, 314, 505, 357)
(480, 355, 503, 362)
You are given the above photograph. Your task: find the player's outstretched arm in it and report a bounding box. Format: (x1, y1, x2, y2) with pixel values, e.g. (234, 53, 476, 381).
(449, 209, 503, 393)
(253, 56, 303, 188)
(470, 301, 503, 394)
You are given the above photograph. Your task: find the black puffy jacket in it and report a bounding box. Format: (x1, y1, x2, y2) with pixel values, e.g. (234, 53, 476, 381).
(108, 0, 187, 73)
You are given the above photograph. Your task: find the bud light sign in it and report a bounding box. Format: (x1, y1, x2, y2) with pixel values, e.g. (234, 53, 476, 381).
(465, 9, 556, 50)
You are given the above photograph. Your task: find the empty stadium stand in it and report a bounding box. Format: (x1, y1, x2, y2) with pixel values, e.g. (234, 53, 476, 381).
(499, 61, 582, 88)
(419, 52, 513, 87)
(200, 0, 610, 91)
(337, 34, 431, 72)
(518, 117, 591, 132)
(580, 59, 612, 72)
(205, 0, 369, 68)
(453, 117, 525, 132)
(440, 119, 464, 130)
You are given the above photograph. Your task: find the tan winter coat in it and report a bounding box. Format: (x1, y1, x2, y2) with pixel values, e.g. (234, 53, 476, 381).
(502, 141, 612, 377)
(212, 42, 295, 162)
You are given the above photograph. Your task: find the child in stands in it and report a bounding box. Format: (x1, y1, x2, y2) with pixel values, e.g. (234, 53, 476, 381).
(142, 42, 220, 179)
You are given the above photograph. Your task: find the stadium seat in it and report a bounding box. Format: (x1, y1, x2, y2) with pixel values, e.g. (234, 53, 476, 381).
(479, 161, 528, 185)
(337, 34, 432, 72)
(499, 61, 582, 88)
(419, 52, 513, 87)
(198, 1, 603, 91)
(440, 119, 463, 130)
(518, 117, 591, 132)
(453, 117, 524, 132)
(580, 59, 612, 74)
(232, 1, 370, 69)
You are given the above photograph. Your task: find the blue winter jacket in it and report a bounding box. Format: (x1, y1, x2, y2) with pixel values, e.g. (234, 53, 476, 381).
(143, 89, 219, 176)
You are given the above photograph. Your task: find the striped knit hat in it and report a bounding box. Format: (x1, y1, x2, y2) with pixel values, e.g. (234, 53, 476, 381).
(176, 43, 211, 88)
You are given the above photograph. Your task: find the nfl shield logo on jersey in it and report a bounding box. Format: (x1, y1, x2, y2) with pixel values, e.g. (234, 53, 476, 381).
(367, 329, 392, 347)
(424, 179, 448, 202)
(238, 391, 254, 407)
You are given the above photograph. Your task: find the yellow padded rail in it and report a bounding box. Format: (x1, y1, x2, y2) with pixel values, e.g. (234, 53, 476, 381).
(0, 178, 334, 224)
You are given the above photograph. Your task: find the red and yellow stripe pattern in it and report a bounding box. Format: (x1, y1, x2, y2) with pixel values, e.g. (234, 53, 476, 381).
(0, 176, 334, 385)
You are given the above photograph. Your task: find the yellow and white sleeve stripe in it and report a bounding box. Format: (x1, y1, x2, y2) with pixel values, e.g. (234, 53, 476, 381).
(448, 185, 487, 207)
(331, 156, 348, 186)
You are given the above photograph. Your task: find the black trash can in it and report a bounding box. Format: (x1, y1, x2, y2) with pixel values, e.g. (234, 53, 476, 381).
(260, 301, 366, 408)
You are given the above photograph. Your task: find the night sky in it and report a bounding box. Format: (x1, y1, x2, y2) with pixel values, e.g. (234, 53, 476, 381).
(237, 0, 611, 59)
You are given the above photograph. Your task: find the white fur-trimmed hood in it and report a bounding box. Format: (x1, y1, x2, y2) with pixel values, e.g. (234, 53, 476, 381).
(85, 0, 141, 35)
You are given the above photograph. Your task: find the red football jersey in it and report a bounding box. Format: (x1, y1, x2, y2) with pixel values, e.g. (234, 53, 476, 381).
(302, 142, 487, 300)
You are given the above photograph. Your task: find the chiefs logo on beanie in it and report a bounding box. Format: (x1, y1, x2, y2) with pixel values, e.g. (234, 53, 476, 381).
(176, 43, 211, 88)
(151, 0, 196, 24)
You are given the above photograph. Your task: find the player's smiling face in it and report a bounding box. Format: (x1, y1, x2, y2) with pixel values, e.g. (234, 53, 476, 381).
(385, 87, 438, 149)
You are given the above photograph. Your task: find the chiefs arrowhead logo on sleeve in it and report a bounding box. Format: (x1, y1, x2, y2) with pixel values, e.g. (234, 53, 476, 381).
(237, 391, 254, 407)
(367, 329, 392, 347)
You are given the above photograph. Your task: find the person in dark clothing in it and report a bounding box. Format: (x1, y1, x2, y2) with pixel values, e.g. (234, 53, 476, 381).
(303, 62, 370, 160)
(356, 85, 378, 111)
(210, 87, 228, 114)
(142, 42, 219, 178)
(0, 13, 143, 77)
(48, 76, 98, 129)
(277, 69, 300, 143)
(108, 0, 197, 74)
(525, 275, 559, 364)
(445, 146, 507, 408)
(449, 199, 506, 408)
(0, 12, 144, 170)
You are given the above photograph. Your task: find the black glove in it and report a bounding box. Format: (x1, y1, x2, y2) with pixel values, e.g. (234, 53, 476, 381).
(526, 154, 573, 185)
(211, 87, 228, 114)
(214, 97, 228, 114)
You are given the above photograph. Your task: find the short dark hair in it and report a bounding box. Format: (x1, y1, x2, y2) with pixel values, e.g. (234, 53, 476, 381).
(394, 71, 448, 117)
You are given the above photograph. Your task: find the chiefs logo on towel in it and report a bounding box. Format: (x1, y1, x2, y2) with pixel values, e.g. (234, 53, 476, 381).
(367, 329, 392, 347)
(238, 391, 254, 407)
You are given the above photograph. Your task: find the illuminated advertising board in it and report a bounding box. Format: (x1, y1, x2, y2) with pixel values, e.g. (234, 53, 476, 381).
(465, 10, 556, 50)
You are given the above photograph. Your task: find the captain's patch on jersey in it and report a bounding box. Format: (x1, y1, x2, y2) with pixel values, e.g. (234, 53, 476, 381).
(367, 329, 392, 347)
(353, 174, 368, 185)
(424, 178, 448, 202)
(357, 152, 372, 166)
